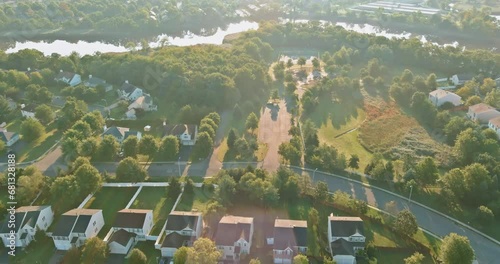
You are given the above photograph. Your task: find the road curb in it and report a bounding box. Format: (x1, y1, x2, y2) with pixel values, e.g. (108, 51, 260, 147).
(288, 165, 500, 248)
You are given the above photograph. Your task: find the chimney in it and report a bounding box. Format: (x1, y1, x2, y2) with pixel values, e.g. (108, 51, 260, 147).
(89, 74, 92, 79)
(60, 69, 63, 73)
(125, 80, 129, 84)
(27, 67, 31, 72)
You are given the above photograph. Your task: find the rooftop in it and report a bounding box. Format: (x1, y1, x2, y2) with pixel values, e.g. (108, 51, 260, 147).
(489, 116, 500, 127)
(273, 219, 308, 250)
(429, 89, 459, 99)
(113, 209, 152, 229)
(329, 215, 364, 238)
(108, 229, 136, 246)
(469, 103, 496, 114)
(161, 232, 195, 248)
(165, 211, 201, 232)
(215, 215, 253, 246)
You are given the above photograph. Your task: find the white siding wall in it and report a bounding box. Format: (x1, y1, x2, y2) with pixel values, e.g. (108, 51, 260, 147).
(85, 212, 105, 239)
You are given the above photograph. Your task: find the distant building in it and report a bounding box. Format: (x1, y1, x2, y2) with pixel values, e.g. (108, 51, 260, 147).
(488, 116, 500, 139)
(20, 104, 37, 119)
(118, 81, 143, 101)
(0, 206, 53, 248)
(51, 208, 104, 250)
(328, 215, 365, 264)
(271, 219, 308, 264)
(163, 124, 198, 146)
(450, 73, 475, 86)
(215, 215, 254, 261)
(102, 126, 142, 143)
(126, 94, 157, 119)
(160, 211, 203, 257)
(0, 129, 20, 147)
(84, 75, 113, 92)
(428, 89, 462, 107)
(54, 70, 82, 87)
(467, 103, 500, 124)
(105, 209, 154, 254)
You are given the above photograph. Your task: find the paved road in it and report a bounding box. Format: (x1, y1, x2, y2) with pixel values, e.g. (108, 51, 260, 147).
(258, 100, 292, 171)
(291, 167, 500, 264)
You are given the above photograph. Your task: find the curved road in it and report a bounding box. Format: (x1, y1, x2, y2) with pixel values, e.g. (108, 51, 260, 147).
(289, 167, 499, 264)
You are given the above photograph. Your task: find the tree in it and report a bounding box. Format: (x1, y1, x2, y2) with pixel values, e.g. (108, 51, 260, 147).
(444, 117, 476, 144)
(312, 57, 320, 69)
(168, 177, 182, 200)
(307, 208, 320, 256)
(245, 112, 259, 132)
(249, 259, 261, 264)
(440, 233, 474, 264)
(206, 112, 221, 126)
(74, 164, 102, 196)
(20, 118, 45, 142)
(480, 78, 496, 95)
(161, 135, 180, 161)
(227, 129, 237, 149)
(78, 137, 98, 157)
(199, 123, 216, 141)
(394, 210, 418, 237)
(297, 57, 306, 68)
(97, 135, 119, 161)
(186, 238, 222, 264)
(51, 175, 80, 210)
(17, 166, 45, 204)
(426, 73, 437, 90)
(348, 154, 360, 169)
(465, 95, 482, 107)
(477, 205, 494, 225)
(278, 142, 301, 165)
(293, 254, 308, 264)
(138, 135, 159, 158)
(128, 248, 147, 264)
(81, 237, 109, 264)
(0, 140, 5, 155)
(414, 157, 439, 186)
(35, 104, 54, 125)
(192, 132, 212, 160)
(314, 181, 329, 201)
(484, 89, 500, 107)
(116, 157, 147, 182)
(81, 111, 105, 135)
(174, 246, 189, 264)
(216, 174, 237, 207)
(287, 59, 294, 68)
(61, 247, 81, 264)
(404, 252, 425, 264)
(122, 136, 139, 158)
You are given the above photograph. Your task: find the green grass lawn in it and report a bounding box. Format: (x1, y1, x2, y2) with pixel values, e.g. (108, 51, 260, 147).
(84, 187, 139, 238)
(10, 235, 55, 264)
(129, 187, 176, 236)
(374, 248, 436, 264)
(131, 241, 162, 264)
(329, 130, 373, 172)
(175, 187, 214, 212)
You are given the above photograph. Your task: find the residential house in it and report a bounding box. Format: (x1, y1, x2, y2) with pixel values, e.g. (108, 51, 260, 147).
(488, 116, 500, 139)
(125, 94, 157, 119)
(163, 124, 198, 146)
(450, 73, 475, 86)
(102, 126, 142, 143)
(467, 103, 500, 124)
(20, 104, 36, 119)
(54, 70, 82, 87)
(160, 211, 203, 257)
(0, 129, 20, 147)
(328, 215, 365, 264)
(215, 215, 254, 261)
(51, 208, 104, 250)
(118, 81, 143, 101)
(106, 229, 137, 255)
(271, 219, 308, 264)
(83, 75, 113, 92)
(428, 89, 462, 107)
(0, 206, 53, 248)
(111, 209, 154, 240)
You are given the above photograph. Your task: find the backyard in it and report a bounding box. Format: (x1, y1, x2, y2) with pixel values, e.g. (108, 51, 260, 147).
(175, 187, 214, 212)
(129, 187, 177, 236)
(83, 187, 139, 238)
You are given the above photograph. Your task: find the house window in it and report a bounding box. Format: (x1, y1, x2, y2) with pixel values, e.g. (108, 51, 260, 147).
(42, 216, 46, 221)
(93, 221, 96, 227)
(95, 227, 98, 233)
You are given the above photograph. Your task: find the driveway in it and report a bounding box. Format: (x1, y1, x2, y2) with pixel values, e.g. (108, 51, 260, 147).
(258, 100, 292, 171)
(291, 167, 500, 264)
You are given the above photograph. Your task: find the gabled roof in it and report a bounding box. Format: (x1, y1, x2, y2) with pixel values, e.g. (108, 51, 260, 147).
(52, 209, 101, 237)
(121, 82, 141, 94)
(103, 126, 129, 139)
(163, 124, 197, 138)
(469, 103, 496, 114)
(165, 211, 201, 232)
(0, 131, 17, 142)
(52, 215, 78, 237)
(456, 73, 475, 81)
(429, 89, 460, 99)
(113, 209, 152, 229)
(108, 229, 136, 246)
(331, 238, 364, 256)
(273, 219, 308, 250)
(215, 215, 253, 246)
(124, 130, 141, 141)
(0, 206, 50, 233)
(161, 232, 194, 248)
(489, 116, 500, 127)
(73, 215, 92, 233)
(329, 216, 364, 238)
(55, 71, 77, 81)
(85, 76, 107, 87)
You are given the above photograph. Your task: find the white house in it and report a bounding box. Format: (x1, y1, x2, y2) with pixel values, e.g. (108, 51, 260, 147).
(111, 209, 154, 240)
(428, 89, 462, 107)
(106, 229, 137, 255)
(450, 73, 475, 86)
(84, 75, 113, 92)
(102, 126, 142, 143)
(54, 70, 82, 87)
(328, 215, 365, 264)
(20, 104, 36, 119)
(0, 129, 20, 147)
(215, 215, 254, 261)
(488, 116, 500, 139)
(467, 103, 500, 124)
(163, 124, 198, 146)
(118, 81, 143, 101)
(160, 211, 203, 257)
(271, 219, 308, 264)
(51, 208, 104, 250)
(0, 206, 53, 248)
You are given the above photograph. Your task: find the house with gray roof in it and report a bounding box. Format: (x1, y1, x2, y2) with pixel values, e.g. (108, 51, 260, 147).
(328, 215, 365, 264)
(106, 229, 137, 255)
(118, 80, 143, 101)
(111, 209, 153, 240)
(0, 129, 19, 147)
(160, 211, 203, 257)
(83, 75, 113, 92)
(102, 126, 142, 143)
(54, 70, 81, 87)
(163, 124, 198, 146)
(51, 208, 104, 250)
(215, 215, 254, 261)
(271, 219, 308, 264)
(0, 206, 53, 248)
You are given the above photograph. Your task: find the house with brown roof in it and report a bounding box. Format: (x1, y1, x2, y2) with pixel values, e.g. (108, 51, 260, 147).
(54, 70, 81, 87)
(126, 94, 157, 119)
(271, 219, 308, 264)
(488, 116, 500, 139)
(163, 124, 198, 146)
(0, 129, 19, 147)
(328, 215, 365, 264)
(51, 208, 104, 250)
(467, 103, 500, 124)
(215, 215, 254, 261)
(0, 206, 53, 248)
(428, 89, 462, 107)
(160, 211, 203, 257)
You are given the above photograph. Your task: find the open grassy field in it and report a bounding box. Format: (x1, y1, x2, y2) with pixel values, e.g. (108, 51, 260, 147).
(84, 187, 139, 237)
(129, 187, 176, 236)
(175, 187, 214, 212)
